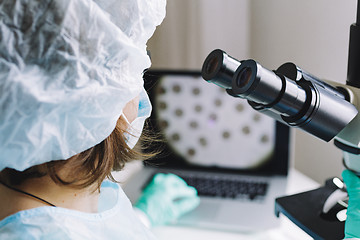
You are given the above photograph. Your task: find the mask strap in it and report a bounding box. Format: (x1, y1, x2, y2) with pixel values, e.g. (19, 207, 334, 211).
(122, 113, 131, 125)
(0, 180, 56, 207)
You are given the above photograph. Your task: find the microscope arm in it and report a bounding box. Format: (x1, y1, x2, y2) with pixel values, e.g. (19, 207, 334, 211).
(326, 81, 360, 173)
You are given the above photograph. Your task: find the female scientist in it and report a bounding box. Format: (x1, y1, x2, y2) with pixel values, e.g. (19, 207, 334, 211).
(0, 0, 359, 239)
(0, 0, 199, 239)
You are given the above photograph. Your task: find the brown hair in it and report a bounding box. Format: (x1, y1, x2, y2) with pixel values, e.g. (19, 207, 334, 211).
(0, 116, 158, 191)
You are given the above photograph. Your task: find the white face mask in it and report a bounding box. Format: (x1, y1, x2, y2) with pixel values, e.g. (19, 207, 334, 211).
(122, 88, 152, 149)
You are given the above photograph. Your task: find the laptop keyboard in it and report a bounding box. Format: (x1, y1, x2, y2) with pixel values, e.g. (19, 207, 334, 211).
(180, 174, 268, 200)
(145, 172, 269, 200)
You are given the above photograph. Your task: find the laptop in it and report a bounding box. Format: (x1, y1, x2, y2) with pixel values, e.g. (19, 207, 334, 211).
(123, 70, 291, 232)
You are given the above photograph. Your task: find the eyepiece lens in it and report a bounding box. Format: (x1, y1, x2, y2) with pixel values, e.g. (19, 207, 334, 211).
(205, 56, 219, 75)
(237, 67, 252, 88)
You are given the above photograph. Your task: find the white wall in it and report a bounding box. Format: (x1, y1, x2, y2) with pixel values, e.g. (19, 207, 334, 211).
(148, 0, 358, 183)
(148, 0, 251, 70)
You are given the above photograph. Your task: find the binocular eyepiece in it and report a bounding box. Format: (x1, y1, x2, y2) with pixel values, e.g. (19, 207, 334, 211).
(202, 49, 358, 141)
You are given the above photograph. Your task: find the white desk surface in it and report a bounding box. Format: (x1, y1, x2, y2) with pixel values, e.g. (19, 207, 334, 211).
(117, 165, 320, 240)
(152, 169, 319, 240)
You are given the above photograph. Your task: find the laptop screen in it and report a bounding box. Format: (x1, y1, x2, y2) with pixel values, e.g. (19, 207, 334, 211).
(142, 70, 290, 176)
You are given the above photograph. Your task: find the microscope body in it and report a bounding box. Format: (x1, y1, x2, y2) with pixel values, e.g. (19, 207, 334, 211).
(202, 49, 360, 174)
(332, 82, 360, 173)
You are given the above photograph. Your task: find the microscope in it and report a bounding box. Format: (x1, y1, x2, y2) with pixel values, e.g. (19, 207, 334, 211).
(201, 2, 360, 239)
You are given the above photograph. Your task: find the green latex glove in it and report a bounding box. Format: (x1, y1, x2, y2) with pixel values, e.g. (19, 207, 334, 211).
(342, 169, 360, 239)
(135, 173, 200, 226)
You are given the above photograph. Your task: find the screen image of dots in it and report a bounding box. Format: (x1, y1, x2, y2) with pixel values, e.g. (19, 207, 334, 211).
(154, 75, 275, 169)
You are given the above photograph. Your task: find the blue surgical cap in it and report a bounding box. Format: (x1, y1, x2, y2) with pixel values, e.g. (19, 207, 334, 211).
(0, 0, 166, 171)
